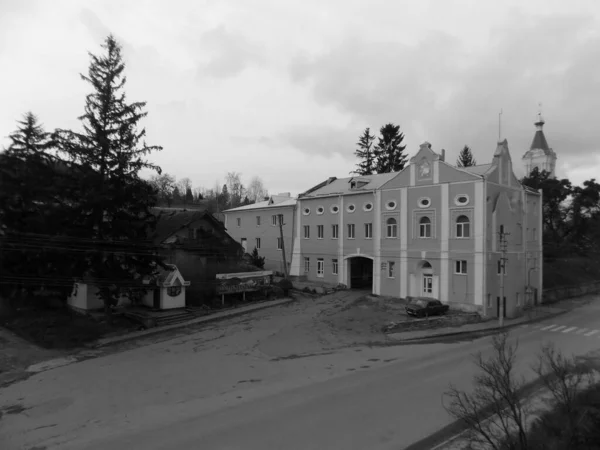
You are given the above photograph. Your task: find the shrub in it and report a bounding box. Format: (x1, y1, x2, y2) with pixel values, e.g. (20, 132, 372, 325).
(278, 278, 293, 296)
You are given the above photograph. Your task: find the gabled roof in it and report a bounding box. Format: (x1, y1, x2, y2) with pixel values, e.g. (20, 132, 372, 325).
(299, 172, 398, 198)
(150, 209, 225, 244)
(223, 196, 297, 212)
(462, 164, 492, 175)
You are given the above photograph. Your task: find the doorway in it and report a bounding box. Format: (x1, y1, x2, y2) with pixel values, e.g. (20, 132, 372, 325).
(420, 261, 434, 297)
(349, 257, 373, 289)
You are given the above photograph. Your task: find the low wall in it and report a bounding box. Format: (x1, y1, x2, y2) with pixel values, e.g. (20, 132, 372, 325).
(542, 280, 600, 304)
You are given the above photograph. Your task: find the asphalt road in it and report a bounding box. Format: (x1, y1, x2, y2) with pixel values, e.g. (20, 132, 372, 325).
(76, 300, 600, 450)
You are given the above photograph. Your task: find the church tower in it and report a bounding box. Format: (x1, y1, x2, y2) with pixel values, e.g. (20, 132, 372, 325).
(521, 111, 557, 177)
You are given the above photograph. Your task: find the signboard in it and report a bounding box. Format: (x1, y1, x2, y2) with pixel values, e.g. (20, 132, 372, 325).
(216, 271, 273, 295)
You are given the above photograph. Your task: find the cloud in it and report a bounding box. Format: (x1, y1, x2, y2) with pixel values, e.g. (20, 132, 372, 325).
(279, 124, 358, 158)
(287, 12, 600, 167)
(197, 25, 265, 78)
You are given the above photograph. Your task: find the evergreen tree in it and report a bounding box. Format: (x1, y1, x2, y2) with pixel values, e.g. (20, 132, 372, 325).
(53, 35, 163, 315)
(220, 184, 230, 209)
(250, 247, 265, 269)
(373, 123, 407, 173)
(456, 145, 476, 167)
(185, 187, 194, 204)
(352, 127, 376, 175)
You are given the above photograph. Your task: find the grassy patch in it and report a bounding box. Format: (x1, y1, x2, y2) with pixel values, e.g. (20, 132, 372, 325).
(2, 307, 140, 350)
(525, 381, 600, 449)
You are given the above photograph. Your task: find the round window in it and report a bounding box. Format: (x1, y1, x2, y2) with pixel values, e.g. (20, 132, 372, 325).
(303, 207, 310, 215)
(363, 203, 373, 211)
(454, 195, 470, 206)
(316, 206, 325, 215)
(418, 197, 431, 208)
(347, 204, 356, 213)
(386, 200, 397, 210)
(330, 205, 339, 214)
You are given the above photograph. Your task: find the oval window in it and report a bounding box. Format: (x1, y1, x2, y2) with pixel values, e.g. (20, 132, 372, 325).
(316, 206, 325, 215)
(386, 200, 397, 210)
(303, 207, 310, 215)
(419, 197, 431, 208)
(454, 195, 470, 206)
(363, 203, 373, 211)
(330, 205, 339, 214)
(347, 204, 356, 213)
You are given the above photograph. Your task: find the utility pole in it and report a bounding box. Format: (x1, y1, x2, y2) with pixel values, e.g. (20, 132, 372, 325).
(498, 108, 503, 141)
(498, 229, 510, 326)
(278, 214, 289, 278)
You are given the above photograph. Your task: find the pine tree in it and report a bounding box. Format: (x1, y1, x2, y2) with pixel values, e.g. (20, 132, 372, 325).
(352, 127, 376, 175)
(373, 123, 408, 173)
(53, 35, 163, 315)
(456, 145, 476, 167)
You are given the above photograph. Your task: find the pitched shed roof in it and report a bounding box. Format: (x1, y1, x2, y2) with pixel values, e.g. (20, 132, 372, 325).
(224, 197, 297, 212)
(462, 163, 492, 175)
(150, 209, 224, 244)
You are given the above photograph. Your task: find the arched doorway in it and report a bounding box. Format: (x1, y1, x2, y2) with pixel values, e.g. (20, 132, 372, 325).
(419, 260, 434, 298)
(348, 256, 373, 289)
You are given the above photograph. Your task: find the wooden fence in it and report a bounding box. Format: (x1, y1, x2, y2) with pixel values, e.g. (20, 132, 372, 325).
(542, 280, 600, 304)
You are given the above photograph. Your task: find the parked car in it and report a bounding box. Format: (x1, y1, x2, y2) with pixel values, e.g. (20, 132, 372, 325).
(405, 298, 449, 318)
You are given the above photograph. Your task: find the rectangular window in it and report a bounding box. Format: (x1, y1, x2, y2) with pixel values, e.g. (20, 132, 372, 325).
(347, 223, 355, 239)
(256, 216, 261, 226)
(277, 237, 282, 250)
(332, 224, 339, 239)
(272, 215, 277, 226)
(304, 257, 310, 273)
(456, 217, 470, 238)
(236, 217, 241, 227)
(317, 259, 324, 277)
(388, 261, 395, 278)
(419, 217, 432, 238)
(317, 225, 324, 239)
(516, 293, 521, 306)
(497, 259, 506, 275)
(386, 218, 398, 238)
(303, 225, 310, 239)
(487, 293, 491, 308)
(256, 238, 261, 249)
(332, 259, 338, 275)
(455, 260, 467, 274)
(533, 228, 537, 241)
(423, 275, 433, 294)
(364, 223, 373, 239)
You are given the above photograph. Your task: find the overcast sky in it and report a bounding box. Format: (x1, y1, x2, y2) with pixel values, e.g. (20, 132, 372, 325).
(1, 0, 599, 196)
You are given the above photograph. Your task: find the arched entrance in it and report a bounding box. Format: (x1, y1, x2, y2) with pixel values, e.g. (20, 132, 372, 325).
(347, 256, 373, 289)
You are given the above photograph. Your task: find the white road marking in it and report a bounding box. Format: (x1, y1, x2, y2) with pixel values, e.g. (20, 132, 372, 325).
(576, 328, 588, 334)
(562, 327, 577, 333)
(540, 324, 557, 331)
(584, 330, 599, 337)
(550, 325, 567, 332)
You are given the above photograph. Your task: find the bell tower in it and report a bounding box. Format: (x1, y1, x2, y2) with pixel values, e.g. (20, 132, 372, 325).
(521, 108, 557, 177)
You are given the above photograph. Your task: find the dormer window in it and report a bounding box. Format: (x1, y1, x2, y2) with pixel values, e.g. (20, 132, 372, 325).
(350, 178, 369, 190)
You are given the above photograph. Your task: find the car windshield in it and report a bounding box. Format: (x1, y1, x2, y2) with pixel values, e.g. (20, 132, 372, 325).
(415, 300, 428, 307)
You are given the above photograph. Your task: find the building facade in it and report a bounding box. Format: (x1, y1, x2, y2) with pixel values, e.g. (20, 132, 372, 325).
(225, 141, 543, 318)
(224, 194, 297, 274)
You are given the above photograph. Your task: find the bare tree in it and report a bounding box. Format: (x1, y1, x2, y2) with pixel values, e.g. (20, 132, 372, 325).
(149, 173, 176, 206)
(225, 172, 245, 208)
(443, 333, 530, 450)
(193, 187, 204, 202)
(177, 177, 193, 205)
(247, 176, 268, 203)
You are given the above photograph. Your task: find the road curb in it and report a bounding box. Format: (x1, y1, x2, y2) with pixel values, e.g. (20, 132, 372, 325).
(397, 308, 569, 344)
(88, 297, 297, 349)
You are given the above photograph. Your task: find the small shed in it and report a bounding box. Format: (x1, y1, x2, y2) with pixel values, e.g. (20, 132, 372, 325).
(67, 281, 133, 312)
(142, 264, 191, 310)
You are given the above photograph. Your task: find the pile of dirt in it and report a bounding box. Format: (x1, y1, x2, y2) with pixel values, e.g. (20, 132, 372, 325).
(383, 311, 482, 333)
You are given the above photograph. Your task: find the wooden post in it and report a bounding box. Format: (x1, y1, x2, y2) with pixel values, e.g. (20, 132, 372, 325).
(221, 294, 224, 307)
(499, 229, 510, 327)
(278, 214, 289, 278)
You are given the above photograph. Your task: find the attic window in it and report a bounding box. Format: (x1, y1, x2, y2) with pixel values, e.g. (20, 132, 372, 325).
(316, 206, 325, 215)
(303, 207, 311, 216)
(386, 200, 397, 210)
(350, 179, 368, 190)
(363, 202, 373, 211)
(330, 205, 339, 214)
(347, 204, 356, 213)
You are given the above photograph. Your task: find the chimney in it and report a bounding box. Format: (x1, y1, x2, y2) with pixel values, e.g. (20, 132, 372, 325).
(440, 149, 445, 161)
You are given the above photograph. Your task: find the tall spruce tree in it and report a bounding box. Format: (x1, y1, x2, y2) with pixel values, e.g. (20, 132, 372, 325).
(352, 127, 376, 175)
(373, 123, 407, 173)
(456, 145, 476, 167)
(53, 35, 163, 315)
